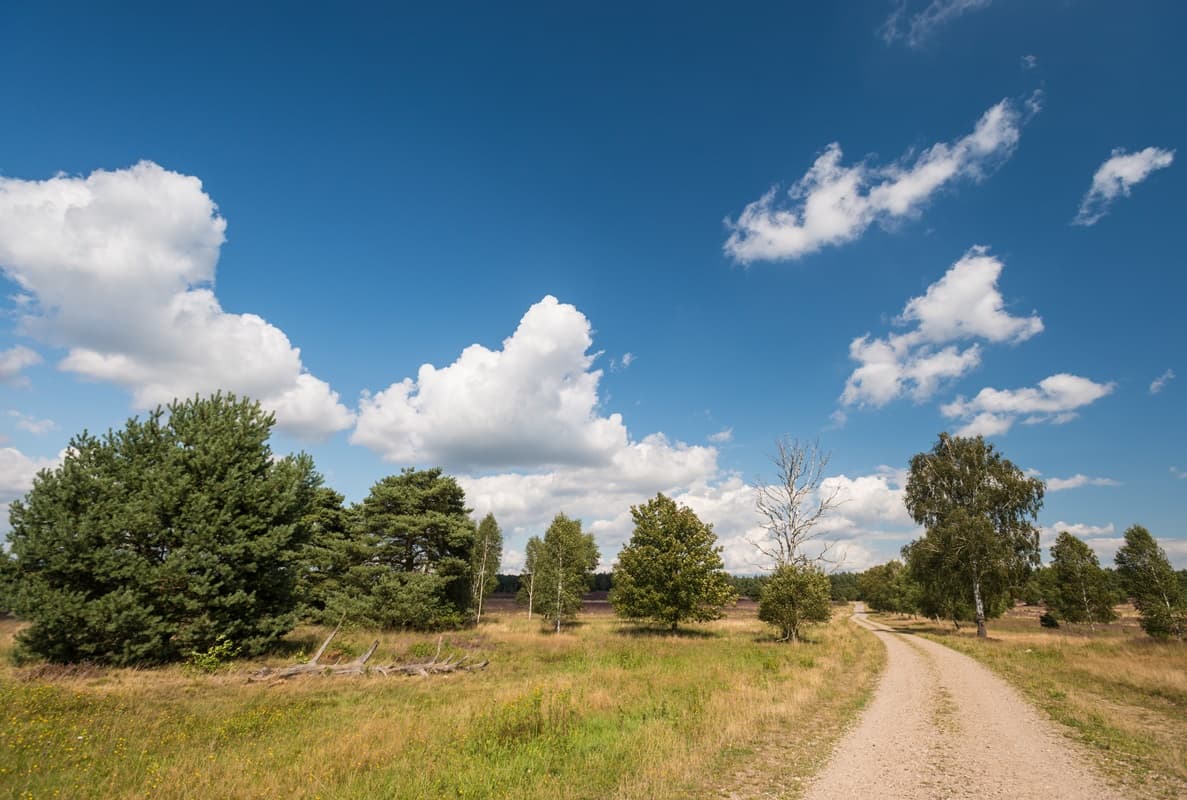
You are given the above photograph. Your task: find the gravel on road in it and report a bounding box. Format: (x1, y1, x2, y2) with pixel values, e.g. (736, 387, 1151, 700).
(802, 606, 1126, 800)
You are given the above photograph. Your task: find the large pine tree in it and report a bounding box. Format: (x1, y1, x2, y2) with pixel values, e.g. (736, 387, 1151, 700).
(5, 394, 318, 665)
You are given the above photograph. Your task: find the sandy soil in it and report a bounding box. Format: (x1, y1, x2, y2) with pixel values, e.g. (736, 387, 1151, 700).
(803, 605, 1126, 800)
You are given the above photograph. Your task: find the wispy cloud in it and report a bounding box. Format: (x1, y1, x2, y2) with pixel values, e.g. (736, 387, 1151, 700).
(1045, 474, 1121, 492)
(725, 96, 1036, 263)
(1074, 147, 1175, 226)
(881, 0, 993, 48)
(708, 427, 733, 443)
(1020, 54, 1038, 70)
(0, 346, 42, 387)
(1150, 368, 1175, 394)
(7, 410, 56, 435)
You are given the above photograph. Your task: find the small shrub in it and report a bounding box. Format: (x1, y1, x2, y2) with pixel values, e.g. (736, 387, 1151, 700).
(185, 636, 241, 674)
(1039, 612, 1060, 629)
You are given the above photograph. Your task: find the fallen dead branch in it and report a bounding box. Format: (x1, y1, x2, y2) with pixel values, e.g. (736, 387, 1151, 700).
(249, 627, 488, 682)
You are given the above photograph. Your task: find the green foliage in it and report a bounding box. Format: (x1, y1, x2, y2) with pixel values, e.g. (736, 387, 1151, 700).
(471, 513, 503, 623)
(185, 636, 241, 674)
(318, 468, 477, 630)
(828, 571, 860, 602)
(1114, 525, 1186, 640)
(757, 564, 831, 642)
(1047, 531, 1117, 629)
(903, 433, 1043, 636)
(531, 514, 599, 632)
(5, 393, 318, 665)
(857, 561, 919, 614)
(516, 536, 544, 614)
(609, 494, 736, 629)
(729, 575, 768, 600)
(293, 487, 361, 617)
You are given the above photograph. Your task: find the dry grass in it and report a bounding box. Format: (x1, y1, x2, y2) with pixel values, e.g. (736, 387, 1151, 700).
(869, 606, 1187, 800)
(0, 605, 882, 800)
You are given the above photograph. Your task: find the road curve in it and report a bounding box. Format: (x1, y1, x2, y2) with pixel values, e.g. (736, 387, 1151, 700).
(803, 605, 1125, 800)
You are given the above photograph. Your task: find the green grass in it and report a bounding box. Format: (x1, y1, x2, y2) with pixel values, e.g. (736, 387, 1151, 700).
(0, 605, 883, 800)
(869, 607, 1187, 800)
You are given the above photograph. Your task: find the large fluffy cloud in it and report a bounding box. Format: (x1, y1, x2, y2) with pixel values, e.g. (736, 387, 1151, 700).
(841, 247, 1042, 408)
(0, 161, 354, 440)
(353, 296, 637, 469)
(942, 373, 1115, 436)
(1074, 147, 1175, 226)
(724, 98, 1034, 263)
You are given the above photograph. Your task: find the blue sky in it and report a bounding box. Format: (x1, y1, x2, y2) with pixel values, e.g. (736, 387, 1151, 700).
(0, 1, 1183, 570)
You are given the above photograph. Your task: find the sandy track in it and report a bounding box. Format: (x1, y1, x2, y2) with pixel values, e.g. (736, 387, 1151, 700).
(803, 605, 1125, 800)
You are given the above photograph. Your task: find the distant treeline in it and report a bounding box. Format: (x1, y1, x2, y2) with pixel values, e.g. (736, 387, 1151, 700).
(493, 571, 863, 603)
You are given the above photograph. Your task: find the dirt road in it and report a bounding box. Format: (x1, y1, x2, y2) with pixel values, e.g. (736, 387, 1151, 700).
(803, 605, 1125, 799)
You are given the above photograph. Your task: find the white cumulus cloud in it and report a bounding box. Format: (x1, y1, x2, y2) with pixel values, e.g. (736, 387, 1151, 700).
(1074, 147, 1175, 226)
(0, 161, 354, 440)
(841, 247, 1042, 409)
(724, 98, 1033, 263)
(353, 296, 642, 470)
(942, 373, 1115, 436)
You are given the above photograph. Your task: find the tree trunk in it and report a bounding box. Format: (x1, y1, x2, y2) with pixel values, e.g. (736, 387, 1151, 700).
(972, 578, 987, 638)
(555, 549, 565, 634)
(526, 573, 534, 620)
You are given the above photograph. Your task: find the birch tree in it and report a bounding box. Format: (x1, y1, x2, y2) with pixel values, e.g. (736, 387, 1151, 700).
(1048, 531, 1116, 631)
(532, 514, 599, 633)
(904, 433, 1044, 638)
(470, 513, 502, 624)
(752, 437, 843, 568)
(1115, 525, 1186, 640)
(517, 536, 542, 619)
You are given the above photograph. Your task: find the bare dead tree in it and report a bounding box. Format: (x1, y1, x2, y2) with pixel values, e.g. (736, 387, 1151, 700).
(249, 628, 488, 682)
(752, 437, 845, 568)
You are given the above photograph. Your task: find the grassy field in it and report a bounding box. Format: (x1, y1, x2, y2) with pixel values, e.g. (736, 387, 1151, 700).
(0, 603, 883, 800)
(868, 606, 1187, 800)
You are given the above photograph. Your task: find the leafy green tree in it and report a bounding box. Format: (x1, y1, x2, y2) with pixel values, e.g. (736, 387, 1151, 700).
(902, 536, 976, 628)
(324, 468, 477, 630)
(858, 561, 919, 614)
(533, 514, 599, 633)
(904, 433, 1044, 638)
(729, 575, 768, 600)
(471, 513, 503, 624)
(1047, 532, 1117, 630)
(517, 535, 543, 618)
(758, 564, 832, 642)
(5, 394, 318, 665)
(828, 572, 860, 602)
(1114, 525, 1185, 640)
(609, 494, 735, 630)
